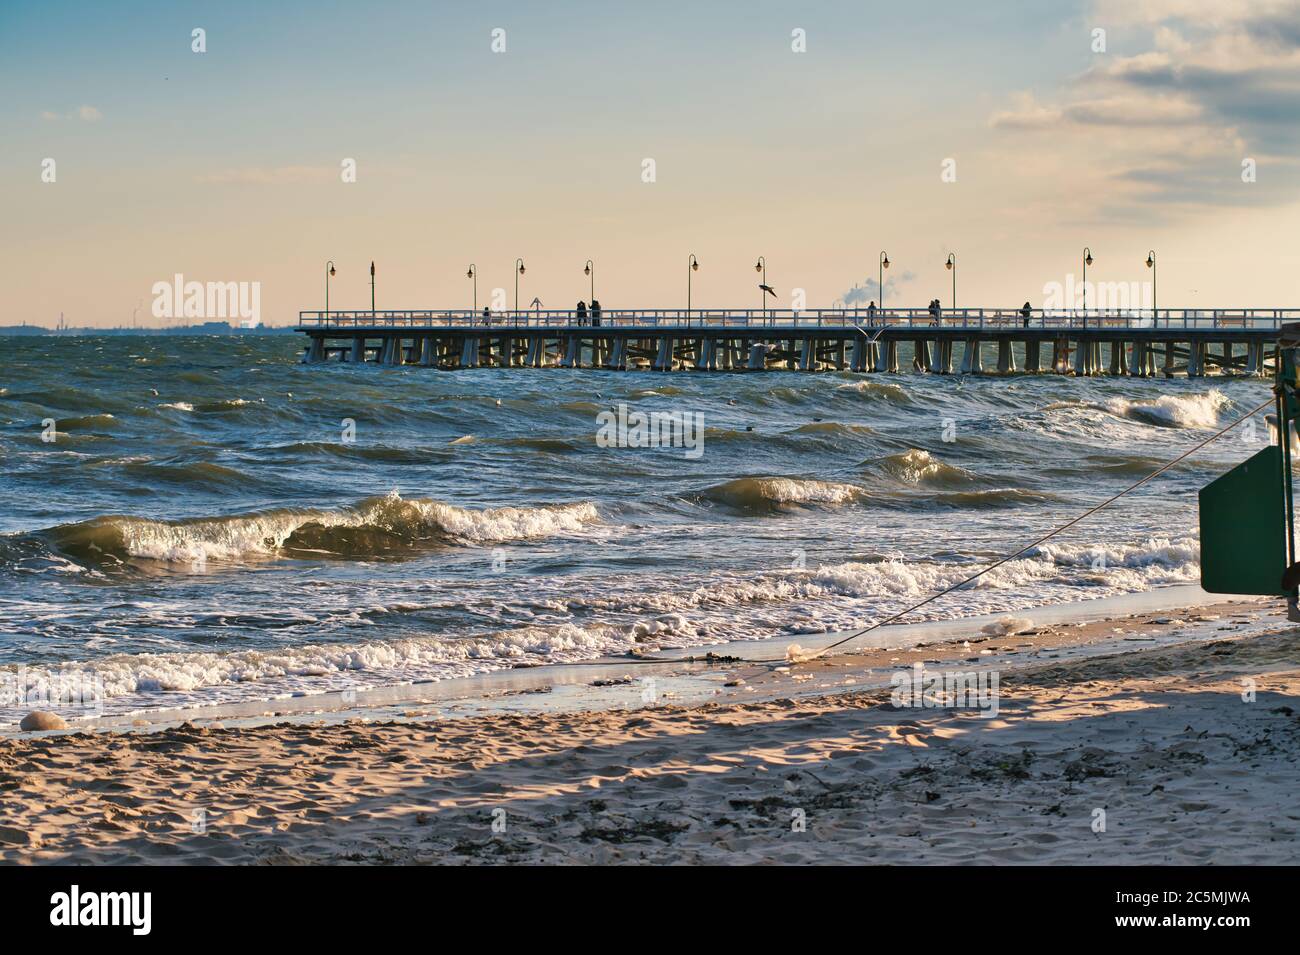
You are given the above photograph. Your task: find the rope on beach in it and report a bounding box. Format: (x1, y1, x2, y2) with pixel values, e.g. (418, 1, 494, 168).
(792, 394, 1276, 664)
(565, 394, 1274, 671)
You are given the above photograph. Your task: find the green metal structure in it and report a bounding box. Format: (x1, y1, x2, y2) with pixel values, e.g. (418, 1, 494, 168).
(1200, 323, 1300, 618)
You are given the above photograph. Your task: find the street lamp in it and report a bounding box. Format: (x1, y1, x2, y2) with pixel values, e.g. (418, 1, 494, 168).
(755, 256, 767, 318)
(370, 261, 376, 314)
(325, 260, 336, 323)
(467, 264, 477, 314)
(945, 253, 956, 310)
(1082, 247, 1093, 313)
(1145, 250, 1157, 324)
(514, 258, 525, 315)
(584, 259, 594, 303)
(879, 251, 890, 313)
(687, 253, 699, 318)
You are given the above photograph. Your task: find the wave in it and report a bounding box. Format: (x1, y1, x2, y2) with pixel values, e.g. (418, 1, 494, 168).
(788, 421, 876, 436)
(111, 460, 253, 490)
(871, 449, 978, 487)
(927, 488, 1061, 508)
(31, 492, 601, 565)
(1103, 390, 1228, 429)
(834, 379, 910, 402)
(54, 413, 119, 431)
(0, 621, 628, 706)
(0, 531, 1203, 718)
(699, 476, 867, 512)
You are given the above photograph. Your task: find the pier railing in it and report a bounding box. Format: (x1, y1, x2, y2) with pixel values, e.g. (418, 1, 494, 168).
(297, 307, 1297, 331)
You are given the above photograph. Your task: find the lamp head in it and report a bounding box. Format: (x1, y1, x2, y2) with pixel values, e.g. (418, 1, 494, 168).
(584, 264, 590, 276)
(1084, 252, 1093, 266)
(754, 260, 762, 272)
(1146, 254, 1154, 268)
(329, 265, 336, 277)
(882, 255, 890, 269)
(691, 259, 699, 272)
(518, 262, 525, 275)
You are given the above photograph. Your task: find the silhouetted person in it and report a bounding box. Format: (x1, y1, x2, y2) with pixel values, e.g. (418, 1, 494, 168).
(867, 300, 877, 322)
(576, 300, 588, 325)
(482, 306, 491, 323)
(929, 299, 941, 325)
(1021, 301, 1032, 327)
(590, 299, 602, 327)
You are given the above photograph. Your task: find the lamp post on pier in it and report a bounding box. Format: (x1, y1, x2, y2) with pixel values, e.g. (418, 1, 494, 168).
(1145, 250, 1157, 325)
(687, 253, 699, 319)
(1082, 247, 1093, 315)
(325, 261, 335, 323)
(369, 261, 375, 314)
(467, 264, 477, 314)
(945, 253, 956, 311)
(514, 258, 525, 316)
(755, 256, 767, 318)
(584, 259, 595, 303)
(879, 251, 890, 313)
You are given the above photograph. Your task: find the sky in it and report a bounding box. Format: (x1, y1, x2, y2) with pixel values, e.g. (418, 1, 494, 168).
(4, 0, 1300, 326)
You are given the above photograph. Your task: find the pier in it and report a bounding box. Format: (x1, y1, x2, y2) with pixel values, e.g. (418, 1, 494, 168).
(295, 308, 1294, 377)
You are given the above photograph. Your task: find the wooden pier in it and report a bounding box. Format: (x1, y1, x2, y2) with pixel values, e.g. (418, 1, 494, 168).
(295, 308, 1294, 377)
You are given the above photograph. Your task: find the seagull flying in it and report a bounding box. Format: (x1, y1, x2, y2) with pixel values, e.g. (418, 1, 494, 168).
(759, 284, 777, 298)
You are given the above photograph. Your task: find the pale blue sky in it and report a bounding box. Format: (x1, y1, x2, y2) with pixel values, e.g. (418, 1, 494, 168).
(4, 1, 1299, 325)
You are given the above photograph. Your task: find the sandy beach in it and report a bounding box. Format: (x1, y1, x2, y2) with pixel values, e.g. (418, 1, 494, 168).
(2, 595, 1296, 865)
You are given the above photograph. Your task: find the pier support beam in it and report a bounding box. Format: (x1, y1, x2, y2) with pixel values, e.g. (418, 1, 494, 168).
(381, 337, 402, 366)
(1023, 340, 1042, 373)
(349, 336, 366, 363)
(560, 336, 580, 368)
(913, 339, 931, 372)
(874, 340, 898, 373)
(851, 337, 868, 372)
(420, 336, 438, 366)
(459, 337, 479, 369)
(995, 340, 1015, 374)
(653, 337, 675, 371)
(799, 338, 816, 371)
(1107, 341, 1124, 375)
(748, 343, 770, 370)
(1187, 340, 1206, 378)
(959, 338, 983, 375)
(606, 338, 627, 370)
(1246, 340, 1263, 376)
(928, 339, 953, 374)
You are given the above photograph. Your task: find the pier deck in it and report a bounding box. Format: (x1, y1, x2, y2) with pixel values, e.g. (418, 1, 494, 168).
(296, 307, 1294, 377)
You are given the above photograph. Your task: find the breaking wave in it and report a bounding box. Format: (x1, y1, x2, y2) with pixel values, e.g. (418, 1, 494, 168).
(30, 492, 601, 565)
(699, 477, 867, 511)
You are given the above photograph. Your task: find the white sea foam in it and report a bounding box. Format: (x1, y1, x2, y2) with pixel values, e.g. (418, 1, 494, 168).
(1104, 390, 1228, 429)
(90, 492, 601, 563)
(0, 530, 1204, 723)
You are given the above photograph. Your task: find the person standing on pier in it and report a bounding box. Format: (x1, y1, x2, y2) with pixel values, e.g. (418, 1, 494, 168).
(867, 300, 877, 324)
(576, 300, 588, 325)
(1021, 301, 1032, 327)
(591, 300, 602, 327)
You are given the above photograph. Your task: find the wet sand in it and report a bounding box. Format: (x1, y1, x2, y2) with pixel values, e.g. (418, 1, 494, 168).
(2, 596, 1297, 864)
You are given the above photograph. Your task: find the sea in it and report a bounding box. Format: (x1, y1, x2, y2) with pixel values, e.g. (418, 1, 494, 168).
(0, 334, 1268, 724)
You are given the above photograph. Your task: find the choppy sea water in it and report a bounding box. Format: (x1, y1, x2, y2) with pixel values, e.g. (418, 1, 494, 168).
(0, 335, 1270, 723)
